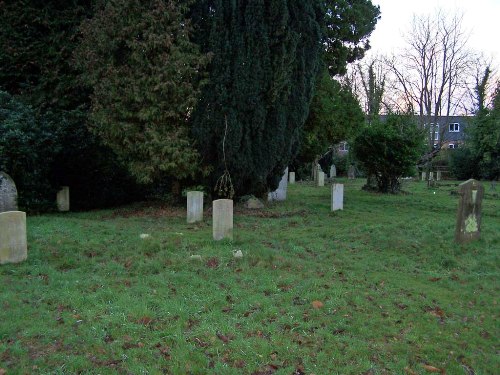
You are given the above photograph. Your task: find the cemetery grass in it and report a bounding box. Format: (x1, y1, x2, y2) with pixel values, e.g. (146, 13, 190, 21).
(1, 179, 499, 374)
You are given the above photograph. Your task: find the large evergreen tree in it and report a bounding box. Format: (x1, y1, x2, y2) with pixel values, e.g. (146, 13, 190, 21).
(76, 0, 209, 184)
(192, 0, 323, 197)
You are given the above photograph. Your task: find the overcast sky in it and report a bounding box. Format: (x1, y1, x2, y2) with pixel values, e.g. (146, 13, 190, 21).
(367, 0, 500, 66)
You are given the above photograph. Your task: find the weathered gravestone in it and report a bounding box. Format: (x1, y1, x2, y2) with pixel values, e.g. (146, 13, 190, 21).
(0, 211, 27, 264)
(289, 172, 295, 184)
(57, 186, 70, 212)
(213, 199, 233, 240)
(455, 179, 484, 243)
(421, 171, 427, 181)
(244, 197, 264, 209)
(348, 165, 356, 179)
(187, 191, 204, 223)
(429, 172, 434, 181)
(317, 171, 325, 187)
(330, 165, 336, 178)
(268, 168, 288, 202)
(436, 171, 442, 181)
(0, 172, 18, 213)
(331, 183, 344, 211)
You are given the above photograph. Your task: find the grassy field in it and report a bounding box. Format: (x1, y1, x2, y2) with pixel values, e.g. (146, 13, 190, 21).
(1, 178, 499, 374)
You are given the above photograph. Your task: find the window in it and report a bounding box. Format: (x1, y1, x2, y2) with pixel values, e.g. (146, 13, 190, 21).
(448, 144, 456, 149)
(449, 123, 460, 132)
(429, 123, 439, 141)
(339, 142, 349, 152)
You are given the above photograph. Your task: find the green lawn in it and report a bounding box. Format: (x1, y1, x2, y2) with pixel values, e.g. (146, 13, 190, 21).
(1, 179, 498, 374)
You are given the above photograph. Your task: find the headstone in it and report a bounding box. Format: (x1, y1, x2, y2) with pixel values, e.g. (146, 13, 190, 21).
(0, 172, 18, 213)
(289, 172, 295, 184)
(244, 197, 264, 209)
(331, 184, 344, 211)
(213, 199, 233, 240)
(330, 165, 336, 178)
(421, 171, 427, 181)
(436, 171, 442, 181)
(187, 191, 204, 223)
(429, 172, 434, 181)
(56, 186, 70, 212)
(455, 179, 484, 243)
(268, 168, 288, 201)
(348, 165, 356, 179)
(0, 211, 27, 264)
(317, 171, 325, 187)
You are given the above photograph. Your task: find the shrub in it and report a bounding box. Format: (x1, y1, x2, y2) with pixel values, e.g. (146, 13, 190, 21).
(448, 147, 480, 180)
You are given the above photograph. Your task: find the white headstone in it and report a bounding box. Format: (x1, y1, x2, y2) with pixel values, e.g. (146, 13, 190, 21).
(0, 211, 27, 264)
(268, 167, 288, 201)
(331, 184, 344, 211)
(421, 171, 427, 181)
(213, 199, 233, 240)
(330, 165, 336, 178)
(187, 191, 204, 223)
(0, 172, 18, 213)
(436, 171, 442, 181)
(57, 186, 70, 212)
(317, 171, 325, 187)
(289, 172, 295, 184)
(429, 172, 434, 181)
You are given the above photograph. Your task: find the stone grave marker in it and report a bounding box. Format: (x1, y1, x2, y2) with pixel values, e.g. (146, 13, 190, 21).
(331, 183, 344, 211)
(317, 171, 325, 187)
(0, 211, 27, 264)
(330, 165, 336, 178)
(213, 199, 233, 240)
(0, 172, 18, 213)
(57, 186, 70, 212)
(348, 165, 356, 179)
(455, 179, 484, 243)
(268, 167, 288, 201)
(436, 171, 442, 181)
(187, 191, 204, 223)
(421, 171, 427, 181)
(289, 171, 295, 184)
(429, 172, 434, 181)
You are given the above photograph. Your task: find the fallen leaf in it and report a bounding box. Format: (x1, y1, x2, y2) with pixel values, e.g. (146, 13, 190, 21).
(422, 364, 445, 373)
(428, 277, 442, 282)
(312, 300, 324, 309)
(233, 359, 246, 368)
(206, 257, 219, 269)
(216, 331, 231, 343)
(193, 337, 209, 347)
(137, 316, 153, 326)
(404, 367, 417, 375)
(0, 369, 6, 375)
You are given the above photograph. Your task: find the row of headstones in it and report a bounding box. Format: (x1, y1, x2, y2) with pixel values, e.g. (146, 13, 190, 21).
(1, 173, 483, 265)
(421, 171, 442, 181)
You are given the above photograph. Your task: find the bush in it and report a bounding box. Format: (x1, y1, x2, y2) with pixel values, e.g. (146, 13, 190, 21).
(352, 114, 425, 193)
(448, 147, 480, 180)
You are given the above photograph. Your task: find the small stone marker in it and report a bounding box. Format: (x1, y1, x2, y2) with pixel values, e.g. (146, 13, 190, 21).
(0, 211, 27, 264)
(0, 172, 18, 213)
(331, 183, 344, 211)
(317, 171, 325, 187)
(421, 171, 427, 181)
(268, 168, 288, 201)
(330, 165, 336, 178)
(56, 186, 70, 212)
(244, 197, 264, 209)
(187, 191, 204, 223)
(429, 172, 434, 181)
(348, 165, 356, 179)
(436, 171, 442, 181)
(213, 199, 233, 240)
(455, 179, 484, 243)
(289, 172, 295, 184)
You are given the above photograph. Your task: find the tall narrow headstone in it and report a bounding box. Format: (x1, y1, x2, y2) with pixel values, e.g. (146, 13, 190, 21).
(421, 171, 427, 181)
(330, 165, 336, 178)
(331, 184, 344, 211)
(455, 179, 484, 243)
(268, 168, 288, 201)
(436, 171, 442, 181)
(0, 172, 18, 213)
(348, 165, 356, 179)
(0, 211, 27, 264)
(56, 186, 70, 212)
(289, 172, 295, 184)
(429, 172, 434, 181)
(187, 191, 204, 223)
(317, 171, 325, 187)
(213, 199, 233, 240)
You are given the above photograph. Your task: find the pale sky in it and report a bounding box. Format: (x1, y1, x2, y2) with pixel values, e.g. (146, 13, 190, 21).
(367, 0, 500, 66)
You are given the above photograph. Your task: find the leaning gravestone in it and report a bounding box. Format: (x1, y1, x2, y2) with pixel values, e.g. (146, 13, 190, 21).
(289, 172, 295, 184)
(268, 167, 288, 201)
(187, 191, 204, 223)
(331, 183, 344, 211)
(0, 211, 27, 264)
(455, 179, 484, 243)
(330, 165, 336, 178)
(0, 172, 18, 213)
(317, 171, 325, 187)
(57, 186, 70, 212)
(348, 165, 356, 179)
(213, 199, 233, 240)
